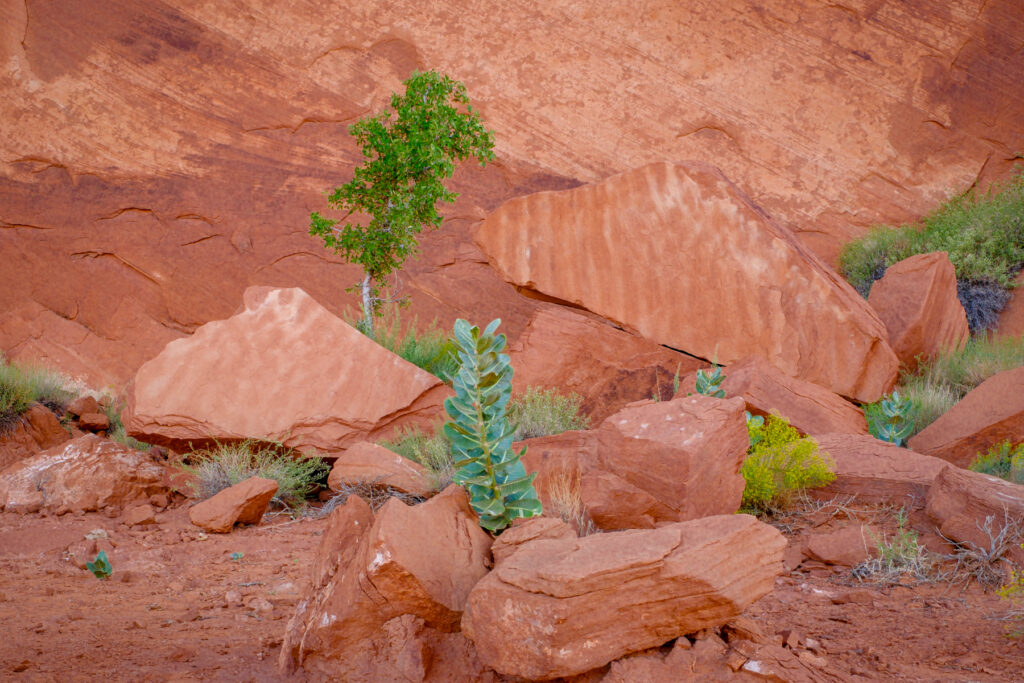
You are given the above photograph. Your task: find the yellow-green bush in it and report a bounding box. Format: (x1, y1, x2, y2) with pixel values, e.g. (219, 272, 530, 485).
(741, 415, 835, 513)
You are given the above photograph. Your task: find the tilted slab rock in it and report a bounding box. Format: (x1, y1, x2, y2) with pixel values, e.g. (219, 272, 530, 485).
(868, 252, 969, 372)
(926, 465, 1024, 565)
(0, 403, 70, 472)
(280, 486, 492, 680)
(908, 367, 1024, 467)
(809, 433, 949, 509)
(508, 305, 704, 423)
(476, 161, 898, 402)
(521, 395, 749, 530)
(125, 287, 450, 455)
(0, 434, 165, 514)
(188, 476, 278, 533)
(327, 441, 433, 498)
(462, 514, 786, 680)
(677, 355, 868, 436)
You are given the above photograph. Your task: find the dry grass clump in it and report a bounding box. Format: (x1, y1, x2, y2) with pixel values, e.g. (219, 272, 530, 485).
(319, 477, 426, 515)
(541, 465, 599, 537)
(851, 509, 939, 586)
(939, 510, 1023, 590)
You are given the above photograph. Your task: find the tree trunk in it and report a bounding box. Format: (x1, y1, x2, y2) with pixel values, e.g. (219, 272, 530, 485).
(360, 272, 375, 337)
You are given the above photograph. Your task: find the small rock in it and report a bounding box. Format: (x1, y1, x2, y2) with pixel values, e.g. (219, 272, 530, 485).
(797, 650, 828, 668)
(778, 629, 801, 649)
(149, 493, 169, 509)
(724, 649, 748, 672)
(126, 620, 145, 630)
(225, 590, 242, 606)
(66, 396, 101, 417)
(188, 476, 278, 533)
(122, 504, 157, 527)
(246, 597, 274, 613)
(78, 412, 110, 432)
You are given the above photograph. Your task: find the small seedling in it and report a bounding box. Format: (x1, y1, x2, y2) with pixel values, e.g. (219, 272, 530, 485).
(230, 552, 244, 562)
(86, 550, 113, 580)
(694, 365, 726, 398)
(870, 391, 914, 446)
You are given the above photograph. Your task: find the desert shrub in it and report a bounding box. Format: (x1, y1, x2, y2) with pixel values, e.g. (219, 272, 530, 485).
(179, 440, 329, 511)
(852, 508, 936, 584)
(508, 387, 590, 440)
(839, 169, 1024, 331)
(381, 425, 455, 491)
(540, 466, 599, 537)
(347, 304, 457, 382)
(893, 334, 1024, 435)
(741, 415, 835, 513)
(969, 441, 1024, 485)
(998, 569, 1024, 637)
(0, 357, 75, 433)
(102, 401, 153, 451)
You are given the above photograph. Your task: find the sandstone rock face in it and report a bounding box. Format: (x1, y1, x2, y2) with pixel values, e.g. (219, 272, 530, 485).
(521, 395, 749, 530)
(868, 252, 969, 372)
(0, 434, 165, 514)
(462, 514, 786, 680)
(3, 0, 1022, 388)
(810, 434, 949, 509)
(508, 305, 705, 422)
(188, 476, 278, 533)
(125, 287, 449, 455)
(908, 367, 1024, 467)
(804, 525, 875, 567)
(925, 465, 1024, 565)
(0, 403, 70, 471)
(677, 355, 868, 436)
(490, 517, 577, 566)
(994, 271, 1024, 341)
(477, 162, 899, 402)
(327, 442, 433, 497)
(281, 486, 492, 680)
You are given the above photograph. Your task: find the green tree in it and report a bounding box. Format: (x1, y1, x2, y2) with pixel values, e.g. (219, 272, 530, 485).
(310, 71, 495, 335)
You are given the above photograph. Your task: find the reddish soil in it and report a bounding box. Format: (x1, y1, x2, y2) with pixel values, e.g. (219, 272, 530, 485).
(1, 501, 1022, 681)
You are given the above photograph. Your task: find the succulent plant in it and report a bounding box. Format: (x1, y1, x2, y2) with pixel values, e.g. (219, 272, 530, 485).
(872, 391, 914, 446)
(443, 319, 542, 533)
(695, 364, 726, 398)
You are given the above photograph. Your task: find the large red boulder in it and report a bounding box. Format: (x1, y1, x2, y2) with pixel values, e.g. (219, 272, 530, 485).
(461, 514, 786, 680)
(0, 434, 165, 514)
(810, 433, 950, 508)
(476, 162, 899, 402)
(280, 486, 493, 680)
(676, 355, 868, 436)
(521, 395, 749, 530)
(125, 287, 450, 455)
(0, 403, 70, 471)
(925, 465, 1024, 565)
(868, 252, 969, 372)
(508, 305, 704, 422)
(908, 367, 1024, 467)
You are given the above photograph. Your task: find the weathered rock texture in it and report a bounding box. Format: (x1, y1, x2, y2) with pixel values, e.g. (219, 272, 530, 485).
(995, 271, 1024, 341)
(327, 441, 433, 498)
(462, 514, 786, 680)
(926, 465, 1024, 565)
(0, 434, 165, 514)
(868, 252, 969, 372)
(521, 395, 749, 530)
(188, 476, 278, 533)
(281, 486, 492, 680)
(908, 367, 1024, 467)
(125, 287, 449, 455)
(477, 162, 899, 402)
(508, 305, 704, 422)
(0, 404, 70, 471)
(677, 355, 868, 436)
(3, 0, 1022, 388)
(810, 434, 949, 509)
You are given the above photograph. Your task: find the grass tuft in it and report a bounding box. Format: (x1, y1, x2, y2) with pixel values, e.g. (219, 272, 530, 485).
(348, 304, 457, 382)
(380, 426, 455, 492)
(508, 387, 590, 440)
(852, 508, 937, 585)
(0, 357, 75, 433)
(839, 169, 1024, 331)
(178, 440, 329, 512)
(103, 401, 153, 451)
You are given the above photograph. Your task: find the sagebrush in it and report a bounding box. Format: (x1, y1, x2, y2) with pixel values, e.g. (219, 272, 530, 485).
(179, 441, 328, 511)
(508, 387, 590, 440)
(741, 415, 835, 513)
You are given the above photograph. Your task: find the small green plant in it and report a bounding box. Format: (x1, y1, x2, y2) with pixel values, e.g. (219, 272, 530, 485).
(0, 357, 75, 433)
(694, 364, 726, 398)
(309, 70, 495, 335)
(507, 387, 590, 440)
(998, 566, 1024, 637)
(741, 415, 836, 513)
(969, 441, 1024, 485)
(866, 391, 914, 446)
(229, 552, 244, 562)
(348, 304, 457, 382)
(443, 319, 542, 533)
(103, 400, 153, 451)
(178, 441, 329, 512)
(381, 425, 455, 491)
(86, 550, 113, 580)
(853, 508, 935, 584)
